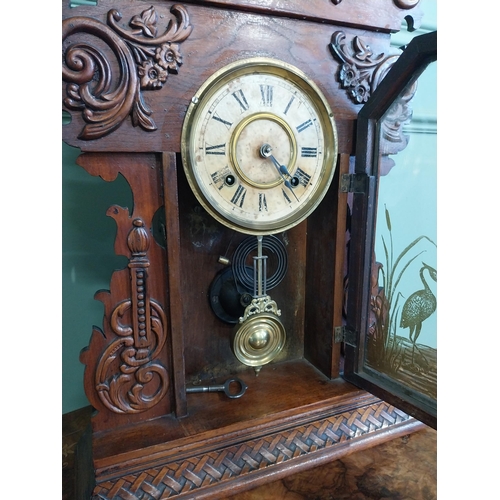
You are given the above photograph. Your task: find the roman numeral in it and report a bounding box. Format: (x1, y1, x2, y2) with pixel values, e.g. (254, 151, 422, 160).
(258, 193, 268, 212)
(282, 189, 292, 204)
(232, 90, 249, 112)
(205, 143, 226, 155)
(231, 184, 247, 207)
(301, 147, 318, 157)
(212, 112, 233, 129)
(296, 119, 313, 133)
(295, 167, 311, 187)
(283, 96, 295, 115)
(260, 85, 273, 107)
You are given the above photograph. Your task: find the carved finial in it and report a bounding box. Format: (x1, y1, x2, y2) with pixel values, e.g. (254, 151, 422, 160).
(128, 219, 150, 255)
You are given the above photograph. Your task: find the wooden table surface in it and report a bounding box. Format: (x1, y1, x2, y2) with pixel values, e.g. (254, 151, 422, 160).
(63, 406, 437, 499)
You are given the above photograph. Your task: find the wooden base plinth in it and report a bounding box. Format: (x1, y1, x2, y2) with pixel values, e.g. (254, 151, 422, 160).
(74, 360, 425, 499)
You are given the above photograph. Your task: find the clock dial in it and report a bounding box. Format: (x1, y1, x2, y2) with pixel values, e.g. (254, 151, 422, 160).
(182, 58, 338, 234)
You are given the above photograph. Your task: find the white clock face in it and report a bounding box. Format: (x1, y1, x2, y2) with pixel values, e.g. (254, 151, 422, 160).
(181, 58, 338, 234)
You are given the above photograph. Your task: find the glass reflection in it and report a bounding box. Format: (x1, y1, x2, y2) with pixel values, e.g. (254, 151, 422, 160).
(365, 61, 437, 402)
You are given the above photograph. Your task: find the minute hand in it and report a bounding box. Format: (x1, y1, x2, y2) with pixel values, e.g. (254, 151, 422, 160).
(268, 154, 293, 179)
(267, 154, 299, 202)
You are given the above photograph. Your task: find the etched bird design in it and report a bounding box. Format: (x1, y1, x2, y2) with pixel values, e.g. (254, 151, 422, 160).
(400, 262, 437, 364)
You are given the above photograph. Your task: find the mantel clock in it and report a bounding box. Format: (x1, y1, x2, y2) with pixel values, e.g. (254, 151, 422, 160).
(62, 1, 434, 498)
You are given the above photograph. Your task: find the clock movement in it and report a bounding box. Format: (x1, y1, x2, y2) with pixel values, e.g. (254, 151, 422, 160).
(62, 1, 434, 498)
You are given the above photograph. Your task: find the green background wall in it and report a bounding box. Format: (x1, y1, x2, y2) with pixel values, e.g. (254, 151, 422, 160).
(62, 1, 437, 414)
(62, 142, 132, 413)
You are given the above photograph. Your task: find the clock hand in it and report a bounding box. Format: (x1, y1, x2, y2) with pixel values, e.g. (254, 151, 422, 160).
(259, 144, 299, 202)
(259, 144, 292, 177)
(269, 154, 294, 179)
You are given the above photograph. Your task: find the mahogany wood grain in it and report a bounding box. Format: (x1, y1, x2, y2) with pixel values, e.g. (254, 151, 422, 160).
(84, 359, 424, 498)
(92, 359, 367, 468)
(162, 152, 187, 417)
(63, 0, 398, 154)
(182, 0, 423, 32)
(64, 407, 435, 500)
(304, 152, 351, 378)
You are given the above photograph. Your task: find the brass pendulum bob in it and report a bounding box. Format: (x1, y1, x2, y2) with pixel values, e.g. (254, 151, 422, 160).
(232, 236, 286, 375)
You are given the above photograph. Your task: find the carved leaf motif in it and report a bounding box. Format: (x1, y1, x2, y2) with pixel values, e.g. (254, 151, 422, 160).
(330, 31, 418, 171)
(130, 6, 158, 38)
(132, 91, 156, 130)
(353, 37, 373, 62)
(96, 299, 169, 413)
(330, 31, 398, 103)
(62, 4, 191, 140)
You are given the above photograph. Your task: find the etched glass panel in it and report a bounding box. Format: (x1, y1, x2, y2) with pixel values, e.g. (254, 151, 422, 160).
(364, 61, 437, 407)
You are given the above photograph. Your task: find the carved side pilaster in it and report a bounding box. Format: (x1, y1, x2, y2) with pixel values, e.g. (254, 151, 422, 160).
(62, 4, 192, 140)
(94, 219, 169, 414)
(76, 152, 172, 428)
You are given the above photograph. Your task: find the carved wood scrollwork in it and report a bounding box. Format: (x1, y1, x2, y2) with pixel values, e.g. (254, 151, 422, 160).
(330, 31, 401, 105)
(62, 4, 192, 140)
(95, 219, 169, 414)
(330, 31, 417, 163)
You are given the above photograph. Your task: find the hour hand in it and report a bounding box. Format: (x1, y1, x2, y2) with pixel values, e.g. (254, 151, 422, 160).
(259, 144, 292, 178)
(259, 144, 299, 202)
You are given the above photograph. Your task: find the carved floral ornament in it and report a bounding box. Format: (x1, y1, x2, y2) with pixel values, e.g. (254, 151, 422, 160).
(330, 31, 403, 104)
(330, 31, 417, 158)
(62, 4, 192, 140)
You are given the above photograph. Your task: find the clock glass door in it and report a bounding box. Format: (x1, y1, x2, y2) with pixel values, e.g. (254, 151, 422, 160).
(343, 32, 437, 429)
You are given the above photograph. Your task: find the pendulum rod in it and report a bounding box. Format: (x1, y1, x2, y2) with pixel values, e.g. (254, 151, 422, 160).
(253, 235, 268, 298)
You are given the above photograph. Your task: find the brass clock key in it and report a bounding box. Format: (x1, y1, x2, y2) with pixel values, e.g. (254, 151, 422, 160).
(186, 377, 248, 399)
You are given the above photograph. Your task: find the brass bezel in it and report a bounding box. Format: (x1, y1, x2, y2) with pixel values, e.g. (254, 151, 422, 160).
(181, 57, 338, 235)
(230, 112, 297, 190)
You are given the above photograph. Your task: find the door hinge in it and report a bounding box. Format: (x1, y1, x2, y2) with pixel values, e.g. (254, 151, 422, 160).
(334, 325, 357, 347)
(340, 173, 369, 193)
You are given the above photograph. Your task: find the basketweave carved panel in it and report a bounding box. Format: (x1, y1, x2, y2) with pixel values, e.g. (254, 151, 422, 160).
(92, 401, 411, 499)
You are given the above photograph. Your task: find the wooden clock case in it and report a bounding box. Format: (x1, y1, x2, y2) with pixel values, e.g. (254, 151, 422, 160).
(62, 1, 428, 498)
